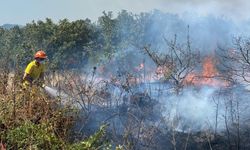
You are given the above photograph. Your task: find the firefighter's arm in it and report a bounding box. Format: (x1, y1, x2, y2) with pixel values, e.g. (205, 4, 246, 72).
(35, 64, 46, 88)
(23, 73, 33, 84)
(38, 72, 45, 87)
(40, 72, 45, 82)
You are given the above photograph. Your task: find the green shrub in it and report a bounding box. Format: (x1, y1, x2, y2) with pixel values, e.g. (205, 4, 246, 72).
(6, 121, 63, 149)
(69, 124, 112, 150)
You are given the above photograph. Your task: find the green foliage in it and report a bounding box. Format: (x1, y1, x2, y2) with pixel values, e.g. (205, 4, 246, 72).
(0, 10, 165, 70)
(0, 11, 164, 149)
(6, 121, 62, 149)
(98, 11, 117, 60)
(6, 122, 115, 150)
(0, 85, 114, 150)
(70, 124, 112, 150)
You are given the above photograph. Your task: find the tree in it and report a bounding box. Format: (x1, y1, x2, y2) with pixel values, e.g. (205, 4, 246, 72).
(144, 30, 200, 93)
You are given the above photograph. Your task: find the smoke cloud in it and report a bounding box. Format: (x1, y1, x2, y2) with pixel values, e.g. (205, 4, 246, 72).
(164, 87, 217, 131)
(2, 0, 249, 25)
(90, 0, 250, 22)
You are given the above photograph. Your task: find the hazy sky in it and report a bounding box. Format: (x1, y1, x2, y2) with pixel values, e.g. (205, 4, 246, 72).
(0, 0, 250, 25)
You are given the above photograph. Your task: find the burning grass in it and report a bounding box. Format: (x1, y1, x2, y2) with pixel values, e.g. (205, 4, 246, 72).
(184, 56, 229, 87)
(1, 49, 250, 149)
(1, 64, 250, 149)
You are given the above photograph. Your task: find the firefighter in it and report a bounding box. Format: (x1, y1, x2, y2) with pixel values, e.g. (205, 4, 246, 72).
(22, 50, 47, 89)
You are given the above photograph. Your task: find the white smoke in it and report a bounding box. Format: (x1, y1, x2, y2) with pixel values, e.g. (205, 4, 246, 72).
(86, 0, 250, 22)
(160, 87, 218, 131)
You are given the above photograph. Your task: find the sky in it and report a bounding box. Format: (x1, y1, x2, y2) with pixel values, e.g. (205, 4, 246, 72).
(0, 0, 250, 25)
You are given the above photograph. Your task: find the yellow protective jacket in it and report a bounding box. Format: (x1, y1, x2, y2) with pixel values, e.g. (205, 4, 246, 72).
(23, 60, 45, 88)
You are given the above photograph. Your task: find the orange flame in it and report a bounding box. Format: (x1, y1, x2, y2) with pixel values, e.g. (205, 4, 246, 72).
(202, 56, 219, 78)
(185, 56, 228, 87)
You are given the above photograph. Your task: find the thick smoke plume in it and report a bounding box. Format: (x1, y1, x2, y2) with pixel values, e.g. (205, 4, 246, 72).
(50, 11, 250, 149)
(96, 11, 250, 132)
(164, 87, 218, 131)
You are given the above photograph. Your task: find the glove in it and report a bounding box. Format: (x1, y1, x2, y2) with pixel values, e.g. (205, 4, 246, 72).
(41, 83, 46, 88)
